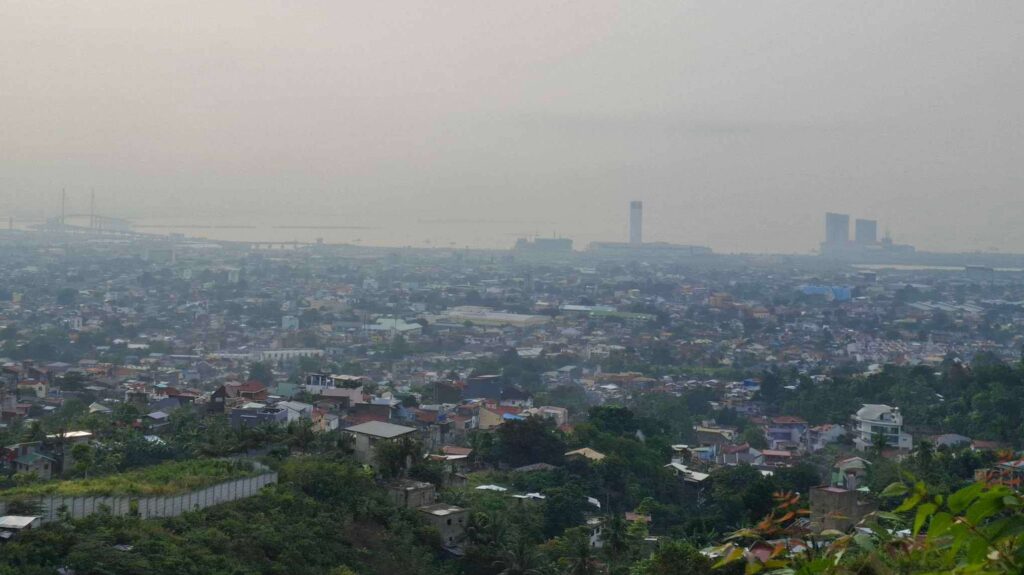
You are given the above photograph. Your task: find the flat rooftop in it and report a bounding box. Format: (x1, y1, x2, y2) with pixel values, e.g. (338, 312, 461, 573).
(418, 504, 465, 516)
(345, 420, 417, 438)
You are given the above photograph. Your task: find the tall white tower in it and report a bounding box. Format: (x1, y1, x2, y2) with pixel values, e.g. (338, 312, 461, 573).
(629, 201, 643, 245)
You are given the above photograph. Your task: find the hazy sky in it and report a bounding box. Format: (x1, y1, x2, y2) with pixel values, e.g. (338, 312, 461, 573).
(2, 1, 1022, 253)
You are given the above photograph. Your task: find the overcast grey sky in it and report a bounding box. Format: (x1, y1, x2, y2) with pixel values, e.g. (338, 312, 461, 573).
(2, 1, 1021, 252)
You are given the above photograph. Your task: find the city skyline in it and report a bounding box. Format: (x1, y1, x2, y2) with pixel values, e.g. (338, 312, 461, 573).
(3, 3, 1024, 570)
(2, 2, 1022, 254)
(0, 194, 989, 257)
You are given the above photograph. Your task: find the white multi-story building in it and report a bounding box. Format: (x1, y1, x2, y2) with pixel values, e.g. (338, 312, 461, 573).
(851, 404, 912, 452)
(303, 373, 367, 404)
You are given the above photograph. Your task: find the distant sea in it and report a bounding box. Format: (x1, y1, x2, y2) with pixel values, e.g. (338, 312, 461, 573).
(128, 214, 572, 250)
(852, 264, 1024, 272)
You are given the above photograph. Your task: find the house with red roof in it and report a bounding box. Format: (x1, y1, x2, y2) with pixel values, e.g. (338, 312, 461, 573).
(765, 416, 808, 452)
(718, 443, 764, 466)
(208, 380, 268, 413)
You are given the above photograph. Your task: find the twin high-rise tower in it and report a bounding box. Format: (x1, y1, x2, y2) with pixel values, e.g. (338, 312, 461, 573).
(825, 212, 877, 245)
(854, 218, 877, 245)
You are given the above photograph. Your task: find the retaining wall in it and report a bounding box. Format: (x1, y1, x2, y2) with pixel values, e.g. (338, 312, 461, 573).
(0, 472, 278, 523)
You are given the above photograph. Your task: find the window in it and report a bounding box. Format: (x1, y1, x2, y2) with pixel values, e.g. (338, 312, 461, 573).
(446, 518, 452, 525)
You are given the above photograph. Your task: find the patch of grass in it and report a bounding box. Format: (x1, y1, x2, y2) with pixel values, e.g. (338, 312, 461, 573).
(0, 459, 258, 498)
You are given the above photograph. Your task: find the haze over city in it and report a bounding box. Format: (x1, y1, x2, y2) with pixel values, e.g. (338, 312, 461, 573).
(8, 3, 1024, 573)
(2, 1, 1022, 252)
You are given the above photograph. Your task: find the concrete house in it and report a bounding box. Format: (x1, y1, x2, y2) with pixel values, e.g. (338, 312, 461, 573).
(276, 400, 314, 422)
(718, 443, 763, 466)
(388, 479, 436, 509)
(851, 404, 912, 452)
(13, 450, 58, 480)
(345, 421, 417, 465)
(764, 416, 808, 451)
(418, 503, 468, 547)
(229, 405, 288, 429)
(809, 424, 846, 452)
(809, 486, 875, 533)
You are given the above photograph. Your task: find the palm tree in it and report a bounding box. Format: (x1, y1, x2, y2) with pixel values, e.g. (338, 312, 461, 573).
(913, 439, 935, 469)
(286, 420, 316, 453)
(601, 514, 630, 567)
(495, 531, 544, 575)
(871, 431, 889, 457)
(559, 526, 598, 575)
(50, 427, 70, 475)
(21, 420, 44, 442)
(467, 509, 509, 547)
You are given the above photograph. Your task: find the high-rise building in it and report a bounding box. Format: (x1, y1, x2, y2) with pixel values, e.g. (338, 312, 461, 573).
(854, 219, 877, 244)
(825, 212, 850, 244)
(629, 201, 643, 245)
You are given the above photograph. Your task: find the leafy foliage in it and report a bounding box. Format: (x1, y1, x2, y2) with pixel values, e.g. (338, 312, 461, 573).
(0, 459, 452, 575)
(712, 478, 1024, 574)
(0, 458, 257, 498)
(762, 362, 1024, 446)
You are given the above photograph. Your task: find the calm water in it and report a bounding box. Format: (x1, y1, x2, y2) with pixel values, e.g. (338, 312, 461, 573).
(852, 264, 1024, 272)
(131, 215, 571, 250)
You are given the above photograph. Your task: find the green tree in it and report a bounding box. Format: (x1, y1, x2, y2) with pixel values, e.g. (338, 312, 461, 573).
(493, 416, 567, 468)
(631, 540, 711, 575)
(588, 406, 639, 436)
(70, 443, 95, 478)
(710, 465, 776, 526)
(601, 514, 633, 567)
(872, 431, 889, 456)
(543, 484, 588, 538)
(774, 462, 821, 495)
(913, 439, 935, 470)
(740, 427, 767, 450)
(286, 419, 316, 453)
(551, 526, 598, 575)
(374, 436, 421, 479)
(494, 530, 545, 575)
(248, 361, 274, 386)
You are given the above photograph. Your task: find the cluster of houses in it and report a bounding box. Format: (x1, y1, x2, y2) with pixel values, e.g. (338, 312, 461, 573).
(294, 372, 567, 451)
(660, 404, 912, 532)
(677, 403, 914, 471)
(2, 431, 93, 481)
(5, 236, 1024, 551)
